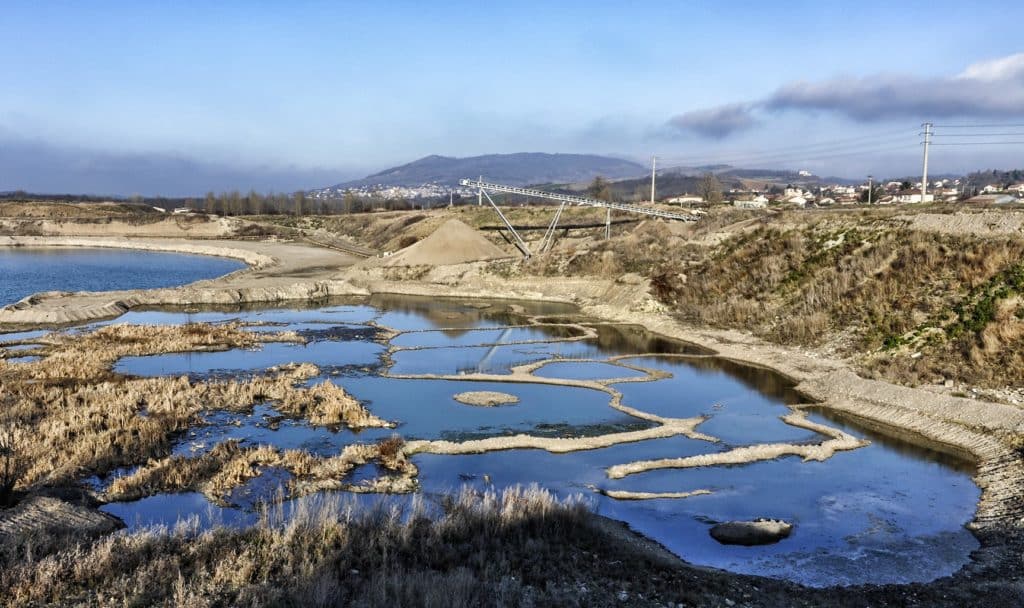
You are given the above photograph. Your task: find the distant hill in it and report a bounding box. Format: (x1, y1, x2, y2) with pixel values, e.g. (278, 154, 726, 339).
(321, 153, 646, 190)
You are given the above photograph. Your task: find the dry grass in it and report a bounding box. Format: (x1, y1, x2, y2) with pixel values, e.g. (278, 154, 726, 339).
(0, 324, 389, 491)
(3, 482, 1019, 607)
(0, 485, 599, 608)
(0, 415, 28, 507)
(666, 225, 1024, 385)
(107, 436, 418, 504)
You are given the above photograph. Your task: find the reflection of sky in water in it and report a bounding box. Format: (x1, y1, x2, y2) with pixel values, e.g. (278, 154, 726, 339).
(413, 422, 979, 587)
(614, 356, 819, 446)
(172, 404, 394, 458)
(73, 297, 982, 587)
(0, 247, 245, 306)
(2, 343, 41, 352)
(0, 329, 50, 342)
(342, 376, 638, 440)
(389, 341, 606, 375)
(533, 360, 648, 381)
(115, 340, 384, 379)
(391, 325, 577, 348)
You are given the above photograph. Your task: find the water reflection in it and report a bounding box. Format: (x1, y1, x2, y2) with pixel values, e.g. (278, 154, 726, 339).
(81, 295, 984, 587)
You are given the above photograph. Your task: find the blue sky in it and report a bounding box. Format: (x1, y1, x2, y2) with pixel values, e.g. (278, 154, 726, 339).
(3, 1, 1024, 195)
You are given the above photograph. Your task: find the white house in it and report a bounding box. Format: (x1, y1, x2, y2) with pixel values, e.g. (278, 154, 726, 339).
(981, 184, 1002, 194)
(733, 194, 768, 209)
(667, 195, 703, 205)
(895, 190, 935, 203)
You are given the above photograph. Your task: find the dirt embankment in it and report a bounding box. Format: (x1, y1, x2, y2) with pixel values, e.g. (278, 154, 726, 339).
(0, 215, 241, 239)
(896, 210, 1024, 237)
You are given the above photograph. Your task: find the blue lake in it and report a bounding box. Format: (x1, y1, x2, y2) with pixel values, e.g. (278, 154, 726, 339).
(0, 247, 245, 305)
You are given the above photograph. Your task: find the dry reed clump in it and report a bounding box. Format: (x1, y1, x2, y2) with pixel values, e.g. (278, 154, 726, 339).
(0, 324, 388, 492)
(17, 322, 299, 382)
(0, 485, 609, 607)
(106, 436, 418, 504)
(0, 417, 28, 507)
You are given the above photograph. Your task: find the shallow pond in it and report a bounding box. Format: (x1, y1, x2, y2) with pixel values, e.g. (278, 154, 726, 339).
(74, 295, 980, 587)
(0, 247, 245, 305)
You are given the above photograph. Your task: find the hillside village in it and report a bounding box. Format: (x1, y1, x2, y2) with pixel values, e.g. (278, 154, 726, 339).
(307, 174, 1024, 212)
(714, 178, 1020, 209)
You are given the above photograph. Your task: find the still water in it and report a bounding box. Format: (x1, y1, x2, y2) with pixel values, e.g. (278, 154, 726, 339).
(41, 295, 980, 587)
(0, 247, 245, 305)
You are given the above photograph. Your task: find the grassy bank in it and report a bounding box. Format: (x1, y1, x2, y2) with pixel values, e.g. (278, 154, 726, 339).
(3, 485, 1021, 607)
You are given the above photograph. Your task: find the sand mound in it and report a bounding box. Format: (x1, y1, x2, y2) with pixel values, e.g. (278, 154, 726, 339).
(380, 219, 511, 267)
(453, 391, 520, 407)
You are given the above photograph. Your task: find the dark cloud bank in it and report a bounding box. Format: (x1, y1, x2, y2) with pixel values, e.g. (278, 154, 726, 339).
(0, 136, 354, 197)
(670, 52, 1024, 138)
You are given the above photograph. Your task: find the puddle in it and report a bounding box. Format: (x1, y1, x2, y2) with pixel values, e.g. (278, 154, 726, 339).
(172, 404, 393, 458)
(0, 329, 50, 343)
(2, 343, 41, 352)
(3, 355, 41, 364)
(101, 492, 254, 530)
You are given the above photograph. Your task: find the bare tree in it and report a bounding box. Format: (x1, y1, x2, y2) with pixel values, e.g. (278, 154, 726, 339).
(587, 176, 612, 202)
(698, 173, 724, 204)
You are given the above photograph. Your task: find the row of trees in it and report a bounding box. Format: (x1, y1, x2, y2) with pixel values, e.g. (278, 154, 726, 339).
(587, 173, 725, 204)
(184, 190, 431, 216)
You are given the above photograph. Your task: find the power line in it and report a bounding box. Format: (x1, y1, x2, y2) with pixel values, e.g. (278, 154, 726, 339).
(932, 132, 1024, 137)
(931, 123, 1024, 128)
(657, 140, 918, 169)
(656, 128, 916, 166)
(660, 131, 912, 163)
(931, 141, 1024, 146)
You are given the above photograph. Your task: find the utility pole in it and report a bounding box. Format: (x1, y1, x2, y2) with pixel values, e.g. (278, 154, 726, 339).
(921, 122, 932, 203)
(650, 156, 657, 204)
(867, 175, 873, 205)
(477, 175, 482, 206)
